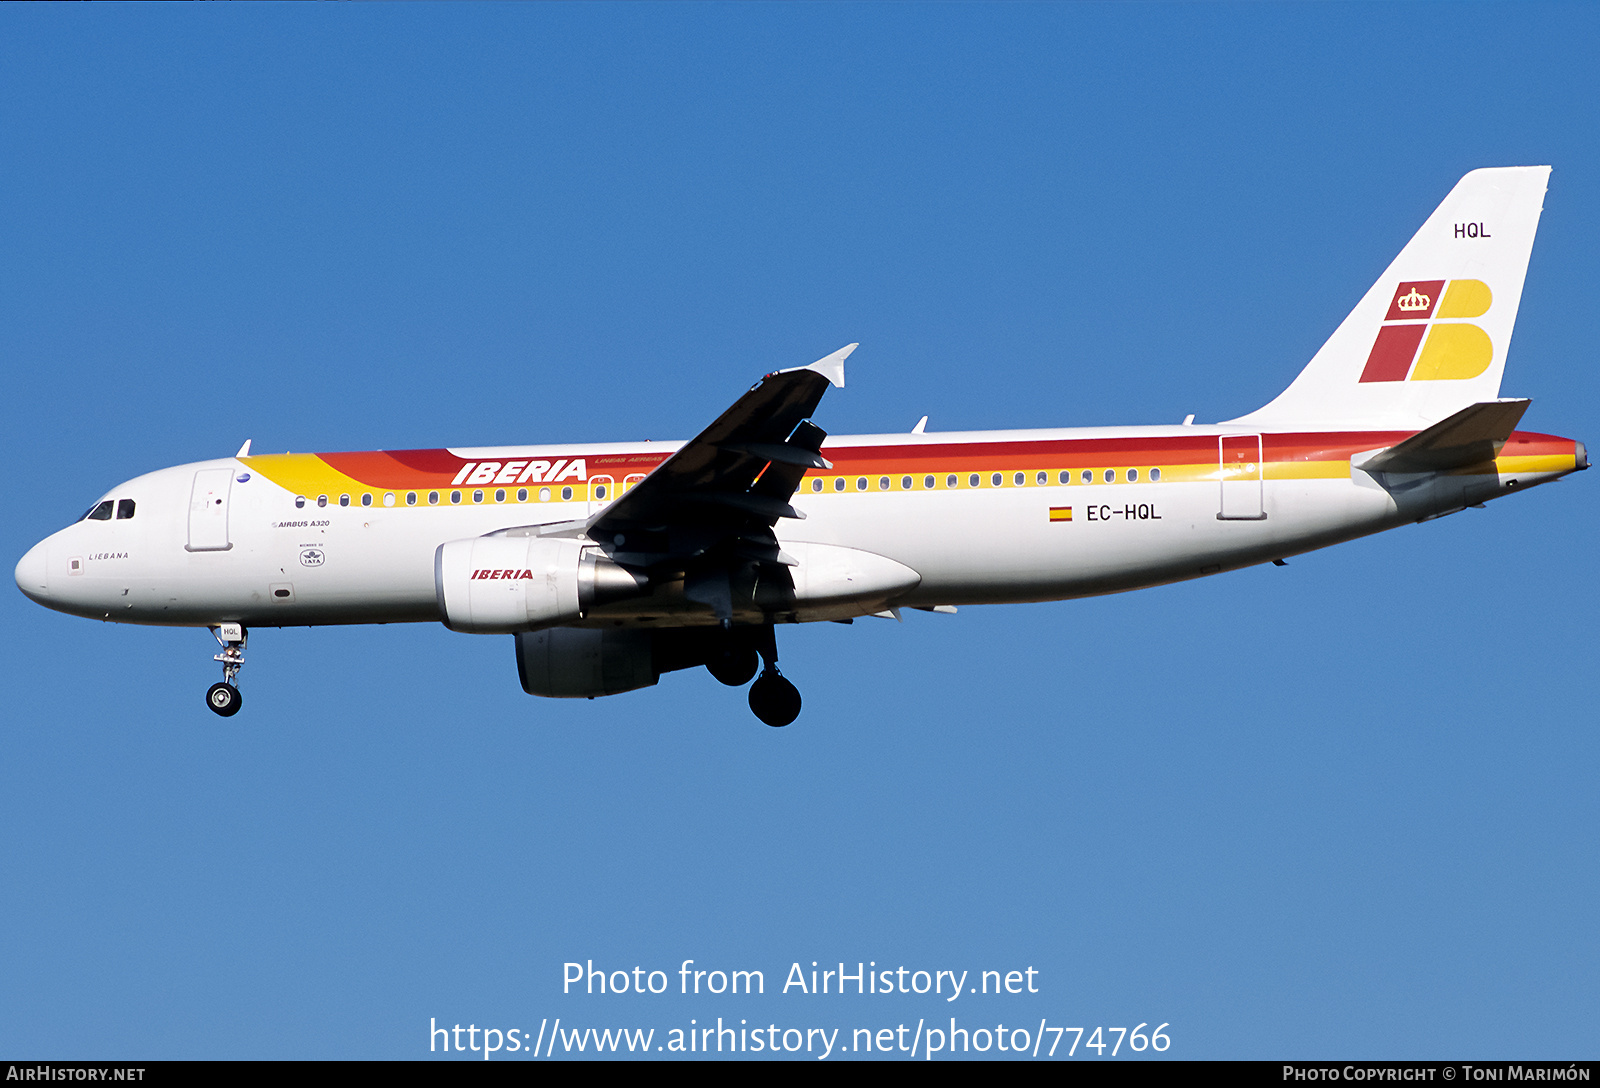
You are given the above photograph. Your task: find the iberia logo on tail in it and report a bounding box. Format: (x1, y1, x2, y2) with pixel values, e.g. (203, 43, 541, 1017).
(1358, 279, 1493, 383)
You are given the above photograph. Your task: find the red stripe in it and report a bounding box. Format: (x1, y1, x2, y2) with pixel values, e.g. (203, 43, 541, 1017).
(304, 431, 1574, 486)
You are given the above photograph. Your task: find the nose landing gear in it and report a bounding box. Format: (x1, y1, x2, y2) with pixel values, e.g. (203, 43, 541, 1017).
(207, 623, 246, 717)
(206, 681, 242, 717)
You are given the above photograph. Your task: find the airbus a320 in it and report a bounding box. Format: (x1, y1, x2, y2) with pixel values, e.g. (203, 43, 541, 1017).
(16, 167, 1584, 726)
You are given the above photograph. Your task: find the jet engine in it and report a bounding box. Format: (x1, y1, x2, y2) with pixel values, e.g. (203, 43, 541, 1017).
(434, 535, 647, 634)
(515, 628, 659, 698)
(515, 626, 768, 699)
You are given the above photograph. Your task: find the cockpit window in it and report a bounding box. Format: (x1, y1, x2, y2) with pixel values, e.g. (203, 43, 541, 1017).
(116, 499, 136, 520)
(84, 501, 113, 521)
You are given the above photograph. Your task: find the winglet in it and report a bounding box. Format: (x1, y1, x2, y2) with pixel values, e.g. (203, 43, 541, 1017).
(236, 439, 252, 458)
(779, 343, 854, 388)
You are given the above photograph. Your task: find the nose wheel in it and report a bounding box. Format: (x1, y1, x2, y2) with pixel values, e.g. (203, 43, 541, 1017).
(207, 623, 247, 718)
(206, 682, 243, 717)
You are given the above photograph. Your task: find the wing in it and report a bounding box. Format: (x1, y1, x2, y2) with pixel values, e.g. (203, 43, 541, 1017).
(581, 345, 853, 620)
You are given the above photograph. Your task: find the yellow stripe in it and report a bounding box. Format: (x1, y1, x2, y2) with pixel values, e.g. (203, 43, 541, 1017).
(242, 455, 596, 505)
(1495, 453, 1576, 475)
(242, 452, 1577, 505)
(241, 454, 368, 498)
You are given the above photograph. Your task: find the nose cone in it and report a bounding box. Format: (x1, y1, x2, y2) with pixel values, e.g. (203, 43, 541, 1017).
(15, 539, 50, 604)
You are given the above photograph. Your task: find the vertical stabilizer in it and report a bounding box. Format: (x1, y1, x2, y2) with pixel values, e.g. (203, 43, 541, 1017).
(1229, 167, 1549, 430)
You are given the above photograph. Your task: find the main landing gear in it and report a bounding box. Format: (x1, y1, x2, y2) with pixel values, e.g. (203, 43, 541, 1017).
(745, 624, 800, 728)
(699, 624, 801, 726)
(749, 670, 801, 728)
(206, 623, 246, 717)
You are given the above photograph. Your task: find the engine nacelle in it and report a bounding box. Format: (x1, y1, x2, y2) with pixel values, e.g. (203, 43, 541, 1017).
(515, 628, 659, 698)
(434, 535, 647, 634)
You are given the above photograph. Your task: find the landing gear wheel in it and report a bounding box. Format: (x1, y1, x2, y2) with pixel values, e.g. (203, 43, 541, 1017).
(707, 645, 760, 687)
(208, 625, 247, 717)
(206, 682, 242, 717)
(748, 671, 801, 727)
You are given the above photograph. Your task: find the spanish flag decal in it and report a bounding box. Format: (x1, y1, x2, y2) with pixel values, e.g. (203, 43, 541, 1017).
(1049, 506, 1073, 522)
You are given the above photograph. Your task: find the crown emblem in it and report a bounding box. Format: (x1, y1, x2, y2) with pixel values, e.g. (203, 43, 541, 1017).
(1396, 287, 1431, 312)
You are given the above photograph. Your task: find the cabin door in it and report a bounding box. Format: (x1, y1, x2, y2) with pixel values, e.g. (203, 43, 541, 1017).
(187, 468, 235, 551)
(1218, 435, 1266, 521)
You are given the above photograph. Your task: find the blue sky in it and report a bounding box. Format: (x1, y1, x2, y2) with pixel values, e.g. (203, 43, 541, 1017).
(3, 3, 1596, 1060)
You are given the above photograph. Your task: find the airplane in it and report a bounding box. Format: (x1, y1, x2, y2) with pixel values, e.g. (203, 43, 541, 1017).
(14, 166, 1585, 727)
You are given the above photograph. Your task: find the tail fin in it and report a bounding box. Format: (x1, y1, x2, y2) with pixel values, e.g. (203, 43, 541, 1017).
(1229, 166, 1550, 430)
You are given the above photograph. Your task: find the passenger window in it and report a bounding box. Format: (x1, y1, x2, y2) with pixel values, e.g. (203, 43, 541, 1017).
(294, 496, 306, 509)
(1059, 471, 1070, 484)
(472, 490, 484, 503)
(902, 476, 913, 490)
(1128, 468, 1139, 482)
(450, 491, 461, 505)
(1014, 472, 1025, 486)
(116, 499, 136, 520)
(516, 488, 527, 502)
(316, 495, 328, 508)
(383, 492, 396, 507)
(407, 492, 418, 506)
(1081, 470, 1093, 484)
(539, 487, 551, 502)
(947, 474, 958, 488)
(834, 478, 845, 492)
(924, 475, 935, 489)
(561, 486, 573, 501)
(595, 485, 607, 500)
(494, 489, 505, 503)
(339, 494, 350, 507)
(969, 474, 981, 488)
(428, 491, 440, 505)
(1103, 469, 1115, 483)
(856, 477, 867, 491)
(1037, 472, 1047, 485)
(878, 477, 890, 491)
(812, 479, 823, 492)
(361, 493, 373, 507)
(991, 473, 1003, 487)
(1151, 468, 1161, 482)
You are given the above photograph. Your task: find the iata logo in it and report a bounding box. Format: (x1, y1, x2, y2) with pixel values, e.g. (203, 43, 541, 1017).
(1359, 279, 1493, 383)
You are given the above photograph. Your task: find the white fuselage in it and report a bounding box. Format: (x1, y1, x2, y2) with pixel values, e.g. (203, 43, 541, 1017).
(15, 423, 1579, 631)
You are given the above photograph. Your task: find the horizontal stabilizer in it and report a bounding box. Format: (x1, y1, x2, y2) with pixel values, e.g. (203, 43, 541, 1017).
(1359, 399, 1530, 473)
